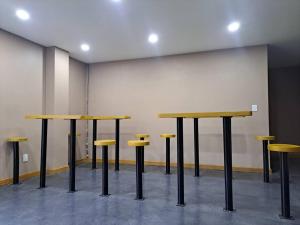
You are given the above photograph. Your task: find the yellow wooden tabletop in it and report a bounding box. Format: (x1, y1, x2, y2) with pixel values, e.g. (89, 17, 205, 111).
(256, 136, 275, 141)
(268, 144, 300, 153)
(7, 137, 28, 142)
(159, 111, 252, 119)
(25, 114, 84, 120)
(81, 115, 131, 120)
(94, 139, 116, 146)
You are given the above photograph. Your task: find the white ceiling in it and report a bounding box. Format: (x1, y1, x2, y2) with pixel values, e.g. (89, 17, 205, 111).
(0, 0, 300, 68)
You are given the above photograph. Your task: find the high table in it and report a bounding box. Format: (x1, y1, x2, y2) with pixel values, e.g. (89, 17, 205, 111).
(82, 115, 131, 171)
(26, 114, 85, 192)
(159, 111, 252, 210)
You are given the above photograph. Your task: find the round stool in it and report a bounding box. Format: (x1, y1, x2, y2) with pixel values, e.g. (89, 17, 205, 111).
(7, 137, 28, 185)
(94, 139, 116, 196)
(268, 144, 300, 219)
(160, 134, 176, 174)
(135, 134, 150, 173)
(256, 135, 275, 182)
(128, 140, 150, 200)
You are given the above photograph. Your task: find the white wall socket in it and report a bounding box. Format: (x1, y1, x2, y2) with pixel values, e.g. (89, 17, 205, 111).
(23, 154, 29, 163)
(251, 104, 258, 112)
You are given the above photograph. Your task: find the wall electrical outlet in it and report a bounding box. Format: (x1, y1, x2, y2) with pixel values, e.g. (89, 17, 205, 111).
(23, 154, 29, 163)
(251, 104, 258, 112)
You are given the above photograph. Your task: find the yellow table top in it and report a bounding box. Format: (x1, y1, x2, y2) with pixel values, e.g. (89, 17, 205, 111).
(7, 137, 28, 142)
(81, 115, 131, 120)
(268, 144, 300, 153)
(159, 111, 252, 119)
(94, 139, 116, 146)
(25, 114, 84, 120)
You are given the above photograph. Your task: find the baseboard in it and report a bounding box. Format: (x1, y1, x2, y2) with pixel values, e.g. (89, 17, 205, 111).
(0, 158, 88, 186)
(84, 158, 264, 173)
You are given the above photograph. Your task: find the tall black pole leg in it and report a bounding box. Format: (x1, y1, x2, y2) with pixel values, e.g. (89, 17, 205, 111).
(262, 140, 269, 183)
(92, 119, 97, 169)
(166, 138, 171, 174)
(115, 119, 120, 171)
(140, 137, 145, 173)
(223, 117, 234, 211)
(40, 119, 48, 188)
(13, 142, 20, 185)
(136, 146, 143, 200)
(194, 118, 200, 177)
(101, 146, 109, 196)
(177, 117, 185, 206)
(69, 119, 76, 192)
(279, 152, 292, 219)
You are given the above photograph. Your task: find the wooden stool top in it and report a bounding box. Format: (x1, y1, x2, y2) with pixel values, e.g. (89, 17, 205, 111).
(268, 144, 300, 153)
(135, 134, 150, 139)
(159, 111, 252, 119)
(26, 114, 84, 120)
(256, 136, 275, 141)
(160, 134, 176, 138)
(81, 115, 131, 120)
(7, 137, 28, 142)
(128, 140, 150, 147)
(94, 139, 116, 146)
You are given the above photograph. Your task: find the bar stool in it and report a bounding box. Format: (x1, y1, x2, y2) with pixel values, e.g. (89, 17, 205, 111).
(160, 134, 176, 174)
(256, 135, 275, 183)
(268, 144, 300, 219)
(7, 137, 28, 184)
(94, 139, 116, 196)
(128, 140, 150, 200)
(135, 134, 150, 173)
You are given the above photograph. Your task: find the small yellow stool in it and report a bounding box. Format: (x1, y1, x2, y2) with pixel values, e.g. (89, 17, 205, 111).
(160, 134, 176, 174)
(7, 137, 28, 184)
(135, 134, 150, 173)
(128, 140, 150, 200)
(256, 135, 275, 182)
(268, 144, 300, 219)
(94, 139, 116, 196)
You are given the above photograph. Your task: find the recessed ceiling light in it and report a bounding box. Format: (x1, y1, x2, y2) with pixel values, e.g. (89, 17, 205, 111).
(16, 9, 30, 21)
(227, 21, 240, 32)
(81, 43, 90, 52)
(111, 0, 122, 2)
(148, 33, 159, 44)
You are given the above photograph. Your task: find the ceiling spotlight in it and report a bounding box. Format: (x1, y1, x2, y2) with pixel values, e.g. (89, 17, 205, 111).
(227, 21, 240, 32)
(16, 9, 30, 21)
(111, 0, 122, 2)
(148, 33, 159, 44)
(81, 43, 90, 52)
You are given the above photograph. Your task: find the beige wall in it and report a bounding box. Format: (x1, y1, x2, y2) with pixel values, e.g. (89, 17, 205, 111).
(0, 30, 43, 179)
(88, 46, 269, 169)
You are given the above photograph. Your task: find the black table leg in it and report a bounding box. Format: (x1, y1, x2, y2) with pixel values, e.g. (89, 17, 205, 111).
(140, 137, 145, 173)
(262, 140, 269, 183)
(166, 138, 171, 174)
(177, 117, 185, 206)
(101, 145, 109, 196)
(223, 117, 234, 211)
(92, 119, 97, 169)
(115, 119, 120, 171)
(69, 119, 76, 192)
(194, 118, 200, 177)
(40, 119, 48, 188)
(279, 152, 292, 219)
(13, 142, 20, 185)
(136, 146, 143, 200)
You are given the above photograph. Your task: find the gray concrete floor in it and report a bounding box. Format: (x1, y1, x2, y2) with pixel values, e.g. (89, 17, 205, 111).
(0, 164, 299, 225)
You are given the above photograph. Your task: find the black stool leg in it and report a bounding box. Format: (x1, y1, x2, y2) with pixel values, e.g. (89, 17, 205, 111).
(194, 118, 200, 177)
(279, 152, 292, 219)
(140, 137, 145, 173)
(40, 119, 48, 188)
(92, 119, 97, 169)
(12, 142, 20, 185)
(136, 146, 144, 200)
(223, 117, 234, 211)
(69, 119, 76, 192)
(115, 119, 120, 171)
(101, 145, 110, 196)
(177, 117, 185, 206)
(166, 138, 171, 174)
(262, 140, 269, 183)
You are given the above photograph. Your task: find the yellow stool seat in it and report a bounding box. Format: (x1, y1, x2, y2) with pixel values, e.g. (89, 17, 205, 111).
(256, 136, 275, 141)
(94, 139, 116, 146)
(135, 134, 150, 139)
(128, 140, 150, 147)
(160, 134, 176, 138)
(7, 137, 28, 142)
(268, 144, 300, 153)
